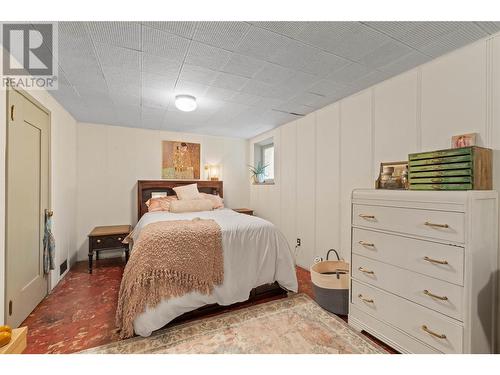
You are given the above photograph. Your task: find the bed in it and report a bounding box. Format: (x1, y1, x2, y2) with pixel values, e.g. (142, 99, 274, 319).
(120, 180, 298, 338)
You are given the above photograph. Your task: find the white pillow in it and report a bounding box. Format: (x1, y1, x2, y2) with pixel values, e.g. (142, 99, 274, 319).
(169, 199, 213, 213)
(173, 183, 201, 200)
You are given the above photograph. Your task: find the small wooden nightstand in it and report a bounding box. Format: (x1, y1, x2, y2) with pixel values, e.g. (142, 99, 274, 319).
(233, 208, 254, 216)
(88, 225, 131, 274)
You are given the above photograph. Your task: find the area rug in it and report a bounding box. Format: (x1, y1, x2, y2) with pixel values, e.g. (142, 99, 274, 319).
(81, 293, 386, 354)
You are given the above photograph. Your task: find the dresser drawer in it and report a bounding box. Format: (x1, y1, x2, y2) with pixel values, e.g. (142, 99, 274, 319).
(353, 204, 464, 243)
(352, 228, 464, 285)
(352, 254, 464, 320)
(351, 280, 463, 353)
(91, 235, 127, 250)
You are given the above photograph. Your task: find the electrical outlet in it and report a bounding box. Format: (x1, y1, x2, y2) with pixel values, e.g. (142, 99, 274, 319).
(296, 238, 301, 247)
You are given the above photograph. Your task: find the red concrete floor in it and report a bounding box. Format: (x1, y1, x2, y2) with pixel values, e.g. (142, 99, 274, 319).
(21, 258, 396, 354)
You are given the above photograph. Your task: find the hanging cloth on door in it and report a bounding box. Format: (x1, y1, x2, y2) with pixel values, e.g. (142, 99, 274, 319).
(43, 214, 55, 274)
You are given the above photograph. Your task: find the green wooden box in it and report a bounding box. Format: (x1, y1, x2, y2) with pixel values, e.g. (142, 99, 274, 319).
(408, 146, 492, 191)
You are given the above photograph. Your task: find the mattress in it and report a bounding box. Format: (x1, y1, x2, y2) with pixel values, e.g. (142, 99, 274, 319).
(128, 208, 298, 337)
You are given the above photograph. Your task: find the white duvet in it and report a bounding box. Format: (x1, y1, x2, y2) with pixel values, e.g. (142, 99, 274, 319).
(128, 208, 298, 337)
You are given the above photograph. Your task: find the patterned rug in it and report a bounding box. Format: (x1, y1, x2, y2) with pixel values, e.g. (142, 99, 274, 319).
(82, 293, 386, 354)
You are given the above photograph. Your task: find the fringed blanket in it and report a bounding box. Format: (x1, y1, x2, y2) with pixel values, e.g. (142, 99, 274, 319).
(116, 218, 223, 338)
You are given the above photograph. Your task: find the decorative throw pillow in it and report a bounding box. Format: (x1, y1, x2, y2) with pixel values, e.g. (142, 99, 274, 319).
(173, 183, 201, 200)
(199, 193, 224, 209)
(169, 199, 213, 213)
(146, 196, 178, 212)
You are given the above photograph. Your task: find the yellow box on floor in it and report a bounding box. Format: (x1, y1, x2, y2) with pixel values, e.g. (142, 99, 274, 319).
(0, 327, 27, 354)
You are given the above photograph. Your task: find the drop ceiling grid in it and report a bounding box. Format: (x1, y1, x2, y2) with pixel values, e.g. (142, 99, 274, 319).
(52, 21, 500, 138)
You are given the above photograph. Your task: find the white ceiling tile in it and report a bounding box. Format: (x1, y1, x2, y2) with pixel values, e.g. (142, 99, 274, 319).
(308, 80, 348, 97)
(364, 22, 484, 52)
(253, 63, 295, 85)
(240, 79, 276, 97)
(142, 86, 170, 108)
(94, 42, 141, 70)
(325, 23, 391, 60)
(349, 70, 394, 91)
(252, 97, 286, 109)
(178, 64, 219, 86)
(273, 102, 314, 115)
(268, 40, 319, 70)
(300, 50, 350, 76)
(358, 40, 413, 69)
(204, 86, 238, 101)
(281, 71, 319, 93)
(250, 22, 307, 39)
(142, 26, 190, 61)
(185, 41, 232, 70)
(142, 53, 182, 76)
(141, 106, 166, 130)
(236, 26, 291, 60)
(211, 71, 250, 90)
(475, 22, 500, 35)
(114, 104, 141, 126)
(295, 22, 359, 51)
(142, 72, 177, 91)
(194, 22, 250, 51)
(65, 66, 107, 90)
(228, 92, 262, 106)
(327, 63, 373, 85)
(221, 53, 266, 78)
(102, 66, 141, 88)
(59, 22, 88, 39)
(419, 24, 487, 57)
(142, 22, 197, 39)
(110, 91, 141, 107)
(286, 92, 327, 107)
(174, 80, 210, 98)
(378, 51, 431, 75)
(87, 22, 141, 50)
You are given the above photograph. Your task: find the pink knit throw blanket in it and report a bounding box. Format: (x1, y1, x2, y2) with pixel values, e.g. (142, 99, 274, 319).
(116, 218, 223, 338)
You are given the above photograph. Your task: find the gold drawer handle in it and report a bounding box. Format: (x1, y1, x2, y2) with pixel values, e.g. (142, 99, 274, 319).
(358, 241, 375, 247)
(423, 290, 448, 301)
(359, 214, 375, 219)
(421, 325, 447, 339)
(358, 267, 375, 274)
(358, 294, 374, 303)
(96, 239, 101, 243)
(424, 221, 449, 229)
(423, 256, 448, 265)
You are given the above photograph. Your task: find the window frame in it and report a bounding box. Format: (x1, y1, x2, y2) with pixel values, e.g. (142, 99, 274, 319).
(261, 143, 275, 184)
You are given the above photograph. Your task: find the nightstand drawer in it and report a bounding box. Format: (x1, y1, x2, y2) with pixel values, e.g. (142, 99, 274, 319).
(92, 235, 126, 249)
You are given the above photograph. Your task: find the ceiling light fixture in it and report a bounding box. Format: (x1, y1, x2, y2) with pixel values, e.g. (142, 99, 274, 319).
(175, 94, 197, 112)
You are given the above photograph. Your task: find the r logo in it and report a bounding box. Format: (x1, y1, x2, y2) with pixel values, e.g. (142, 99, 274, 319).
(2, 23, 54, 76)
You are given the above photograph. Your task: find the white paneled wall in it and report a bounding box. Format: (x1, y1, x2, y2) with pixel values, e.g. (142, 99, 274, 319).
(420, 42, 487, 149)
(373, 70, 419, 172)
(296, 115, 317, 267)
(249, 35, 500, 272)
(339, 91, 373, 254)
(315, 104, 340, 255)
(280, 122, 298, 249)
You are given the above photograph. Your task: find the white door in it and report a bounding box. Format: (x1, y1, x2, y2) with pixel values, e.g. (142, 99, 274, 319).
(6, 88, 50, 327)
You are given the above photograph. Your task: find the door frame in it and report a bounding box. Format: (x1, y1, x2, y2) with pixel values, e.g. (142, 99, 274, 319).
(4, 85, 52, 323)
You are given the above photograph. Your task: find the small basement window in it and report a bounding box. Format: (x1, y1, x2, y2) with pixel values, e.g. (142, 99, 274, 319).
(254, 137, 275, 184)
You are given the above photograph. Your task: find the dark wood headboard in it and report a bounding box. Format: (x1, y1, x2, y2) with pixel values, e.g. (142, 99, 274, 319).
(137, 180, 223, 221)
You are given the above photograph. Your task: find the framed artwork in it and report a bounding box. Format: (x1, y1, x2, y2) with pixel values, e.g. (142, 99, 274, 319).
(375, 161, 409, 190)
(162, 141, 201, 179)
(451, 133, 477, 148)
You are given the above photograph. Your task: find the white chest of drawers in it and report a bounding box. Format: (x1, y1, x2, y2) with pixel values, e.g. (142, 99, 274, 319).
(348, 189, 498, 354)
